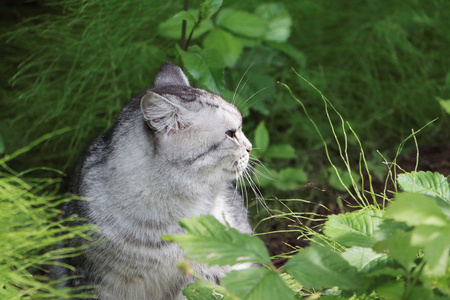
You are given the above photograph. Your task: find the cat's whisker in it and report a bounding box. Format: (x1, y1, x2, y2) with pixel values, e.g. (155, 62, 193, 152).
(240, 85, 274, 113)
(232, 62, 254, 104)
(242, 167, 271, 215)
(233, 78, 250, 107)
(242, 85, 270, 107)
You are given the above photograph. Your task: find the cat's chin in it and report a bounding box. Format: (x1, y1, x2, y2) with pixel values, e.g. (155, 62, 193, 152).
(221, 166, 246, 181)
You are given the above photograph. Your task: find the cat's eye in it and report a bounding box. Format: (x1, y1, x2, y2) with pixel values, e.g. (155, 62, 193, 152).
(225, 130, 237, 139)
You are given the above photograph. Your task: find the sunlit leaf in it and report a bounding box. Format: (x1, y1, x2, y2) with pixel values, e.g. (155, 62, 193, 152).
(341, 246, 390, 273)
(203, 28, 243, 67)
(384, 193, 447, 227)
(254, 3, 292, 42)
(324, 209, 383, 248)
(183, 281, 237, 300)
(221, 268, 296, 300)
(373, 231, 420, 270)
(438, 97, 450, 115)
(398, 171, 450, 202)
(199, 0, 223, 20)
(284, 244, 361, 291)
(411, 225, 450, 276)
(163, 215, 271, 266)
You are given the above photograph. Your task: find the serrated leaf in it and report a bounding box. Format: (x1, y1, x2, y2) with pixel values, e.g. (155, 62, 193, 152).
(203, 29, 243, 67)
(264, 144, 296, 159)
(254, 3, 292, 42)
(163, 215, 271, 266)
(323, 209, 383, 248)
(158, 10, 213, 39)
(200, 0, 223, 20)
(384, 193, 447, 227)
(284, 244, 361, 291)
(216, 9, 266, 38)
(183, 281, 237, 300)
(254, 121, 269, 153)
(341, 246, 389, 274)
(398, 171, 450, 202)
(221, 268, 296, 300)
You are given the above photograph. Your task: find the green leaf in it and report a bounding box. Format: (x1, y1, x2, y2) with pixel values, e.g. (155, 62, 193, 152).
(373, 231, 420, 270)
(183, 281, 237, 300)
(163, 215, 271, 266)
(216, 9, 266, 38)
(203, 28, 243, 67)
(323, 209, 383, 248)
(266, 42, 307, 68)
(173, 11, 198, 23)
(254, 3, 292, 42)
(273, 167, 308, 191)
(409, 287, 433, 300)
(264, 144, 296, 159)
(384, 193, 447, 227)
(398, 171, 450, 202)
(200, 0, 223, 20)
(177, 45, 220, 94)
(284, 244, 361, 291)
(438, 97, 450, 115)
(221, 268, 296, 300)
(158, 9, 213, 39)
(411, 225, 450, 276)
(341, 246, 389, 273)
(254, 121, 269, 153)
(375, 280, 405, 300)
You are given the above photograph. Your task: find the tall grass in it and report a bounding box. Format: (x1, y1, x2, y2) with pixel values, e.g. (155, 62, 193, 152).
(0, 133, 95, 299)
(2, 0, 177, 170)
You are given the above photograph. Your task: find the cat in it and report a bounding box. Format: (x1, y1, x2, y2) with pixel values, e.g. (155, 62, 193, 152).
(56, 62, 253, 299)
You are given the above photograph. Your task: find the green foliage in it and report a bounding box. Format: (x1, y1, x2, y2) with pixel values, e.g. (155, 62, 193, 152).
(171, 173, 450, 299)
(0, 139, 95, 299)
(163, 215, 271, 266)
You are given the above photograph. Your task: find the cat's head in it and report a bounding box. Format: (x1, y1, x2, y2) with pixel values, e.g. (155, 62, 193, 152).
(140, 62, 252, 181)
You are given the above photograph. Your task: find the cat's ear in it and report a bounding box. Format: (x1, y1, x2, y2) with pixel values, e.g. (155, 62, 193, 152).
(154, 62, 190, 88)
(140, 91, 190, 133)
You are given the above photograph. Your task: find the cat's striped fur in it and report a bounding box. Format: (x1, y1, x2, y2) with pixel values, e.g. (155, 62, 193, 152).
(56, 63, 253, 299)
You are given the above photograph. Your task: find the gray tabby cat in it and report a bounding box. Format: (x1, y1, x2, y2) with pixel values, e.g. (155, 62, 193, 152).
(58, 62, 253, 299)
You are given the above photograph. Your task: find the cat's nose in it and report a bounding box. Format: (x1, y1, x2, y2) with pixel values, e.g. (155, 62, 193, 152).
(246, 147, 252, 154)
